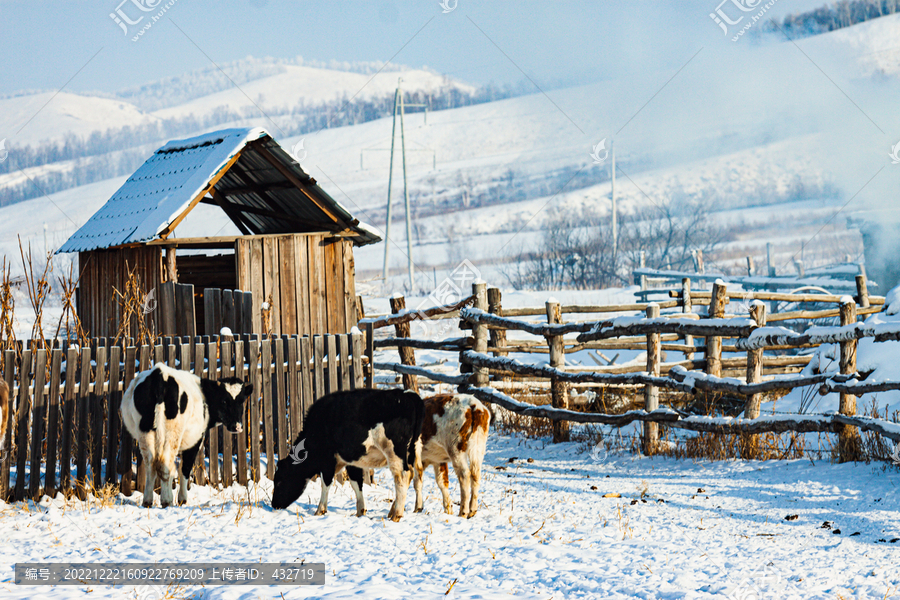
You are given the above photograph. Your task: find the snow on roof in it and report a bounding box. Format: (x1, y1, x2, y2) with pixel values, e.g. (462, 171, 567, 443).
(58, 127, 380, 253)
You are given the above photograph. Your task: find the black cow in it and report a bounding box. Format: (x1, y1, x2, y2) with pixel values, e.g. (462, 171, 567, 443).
(271, 388, 424, 521)
(121, 362, 252, 507)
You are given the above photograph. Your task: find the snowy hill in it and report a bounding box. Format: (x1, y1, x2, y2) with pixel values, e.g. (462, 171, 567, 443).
(0, 92, 152, 147)
(151, 64, 470, 121)
(0, 60, 471, 147)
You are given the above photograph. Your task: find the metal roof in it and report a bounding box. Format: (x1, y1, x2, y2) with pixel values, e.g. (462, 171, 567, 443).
(58, 127, 381, 253)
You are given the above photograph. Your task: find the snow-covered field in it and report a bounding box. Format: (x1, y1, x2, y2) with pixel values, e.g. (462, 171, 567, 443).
(1, 433, 898, 599)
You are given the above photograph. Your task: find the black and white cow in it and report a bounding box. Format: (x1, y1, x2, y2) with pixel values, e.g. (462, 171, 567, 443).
(121, 362, 252, 507)
(271, 388, 424, 522)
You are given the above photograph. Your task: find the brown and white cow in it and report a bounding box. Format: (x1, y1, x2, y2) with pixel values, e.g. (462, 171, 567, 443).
(414, 393, 490, 518)
(121, 363, 252, 507)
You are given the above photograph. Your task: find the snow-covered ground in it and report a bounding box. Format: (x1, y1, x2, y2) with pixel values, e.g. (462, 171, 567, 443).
(0, 433, 898, 599)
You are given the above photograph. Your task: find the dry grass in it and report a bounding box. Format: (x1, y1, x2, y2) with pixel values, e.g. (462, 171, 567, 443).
(496, 386, 898, 465)
(0, 257, 17, 356)
(54, 259, 88, 344)
(261, 293, 274, 337)
(111, 262, 157, 345)
(18, 237, 53, 353)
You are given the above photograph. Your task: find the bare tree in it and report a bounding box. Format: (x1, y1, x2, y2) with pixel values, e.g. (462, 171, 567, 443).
(618, 192, 724, 274)
(504, 194, 724, 290)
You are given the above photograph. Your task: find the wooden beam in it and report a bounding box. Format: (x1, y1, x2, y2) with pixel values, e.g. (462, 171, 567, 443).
(158, 151, 244, 239)
(146, 232, 335, 249)
(227, 161, 292, 218)
(249, 141, 352, 229)
(209, 188, 252, 236)
(219, 182, 295, 196)
(201, 194, 336, 232)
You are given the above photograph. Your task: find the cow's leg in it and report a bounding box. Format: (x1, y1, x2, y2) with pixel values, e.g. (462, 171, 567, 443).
(449, 451, 471, 518)
(386, 454, 410, 522)
(178, 440, 202, 506)
(413, 462, 425, 513)
(435, 463, 452, 514)
(314, 460, 339, 516)
(138, 437, 156, 508)
(157, 442, 179, 507)
(346, 466, 366, 517)
(467, 453, 483, 518)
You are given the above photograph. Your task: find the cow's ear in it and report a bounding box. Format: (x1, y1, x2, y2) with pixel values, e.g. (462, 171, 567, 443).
(242, 383, 254, 396)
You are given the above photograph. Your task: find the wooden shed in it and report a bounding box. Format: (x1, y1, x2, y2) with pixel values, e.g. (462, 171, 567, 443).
(58, 127, 381, 338)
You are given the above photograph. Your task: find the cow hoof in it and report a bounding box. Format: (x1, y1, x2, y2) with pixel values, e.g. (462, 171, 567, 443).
(390, 514, 402, 523)
(467, 511, 477, 519)
(142, 500, 153, 508)
(314, 508, 327, 516)
(356, 509, 367, 517)
(414, 507, 423, 513)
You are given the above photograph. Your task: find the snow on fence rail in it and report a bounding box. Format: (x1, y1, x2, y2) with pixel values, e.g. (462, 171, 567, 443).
(366, 279, 899, 461)
(458, 384, 900, 442)
(0, 332, 366, 502)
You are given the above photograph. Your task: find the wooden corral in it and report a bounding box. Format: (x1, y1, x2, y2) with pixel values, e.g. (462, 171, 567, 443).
(62, 127, 378, 338)
(363, 277, 900, 461)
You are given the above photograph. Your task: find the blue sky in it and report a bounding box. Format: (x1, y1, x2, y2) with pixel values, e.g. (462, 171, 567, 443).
(0, 0, 826, 96)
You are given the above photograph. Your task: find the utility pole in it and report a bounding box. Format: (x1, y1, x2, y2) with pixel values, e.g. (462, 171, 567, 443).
(399, 85, 415, 294)
(382, 87, 400, 283)
(611, 140, 617, 263)
(381, 79, 425, 293)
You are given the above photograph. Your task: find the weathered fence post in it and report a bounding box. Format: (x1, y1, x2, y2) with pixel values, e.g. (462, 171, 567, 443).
(389, 295, 418, 393)
(643, 303, 660, 455)
(746, 256, 755, 276)
(471, 283, 489, 388)
(742, 301, 767, 459)
(855, 274, 870, 308)
(545, 298, 569, 443)
(356, 294, 366, 324)
(766, 242, 775, 277)
(487, 287, 509, 391)
(838, 298, 860, 462)
(706, 280, 727, 378)
(364, 321, 375, 389)
(681, 278, 694, 361)
(487, 287, 507, 359)
(165, 247, 177, 282)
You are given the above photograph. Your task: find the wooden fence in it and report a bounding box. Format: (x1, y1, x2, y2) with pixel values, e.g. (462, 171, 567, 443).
(631, 252, 869, 299)
(0, 332, 365, 502)
(362, 279, 900, 461)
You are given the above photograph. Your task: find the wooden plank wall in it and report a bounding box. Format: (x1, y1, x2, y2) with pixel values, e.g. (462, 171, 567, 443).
(0, 333, 364, 502)
(203, 289, 253, 336)
(236, 234, 359, 336)
(77, 246, 164, 339)
(158, 282, 197, 338)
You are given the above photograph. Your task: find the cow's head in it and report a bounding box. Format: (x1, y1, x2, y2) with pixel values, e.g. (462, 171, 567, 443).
(271, 446, 317, 509)
(211, 377, 252, 433)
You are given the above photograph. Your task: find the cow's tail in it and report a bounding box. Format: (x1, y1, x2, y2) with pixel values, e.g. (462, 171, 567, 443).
(152, 405, 167, 477)
(406, 396, 425, 471)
